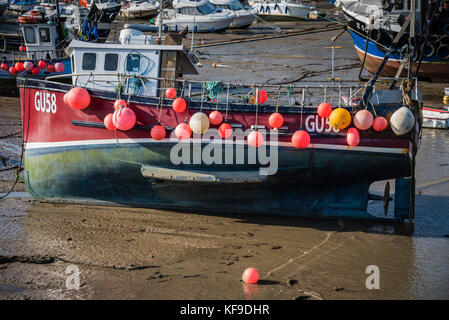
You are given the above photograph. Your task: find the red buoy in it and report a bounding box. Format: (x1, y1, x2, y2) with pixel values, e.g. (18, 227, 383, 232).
(218, 122, 232, 139)
(242, 268, 259, 284)
(15, 62, 24, 72)
(31, 67, 39, 75)
(151, 125, 166, 140)
(175, 122, 192, 139)
(268, 112, 284, 129)
(0, 63, 8, 71)
(209, 110, 223, 125)
(113, 107, 136, 131)
(114, 99, 127, 110)
(257, 90, 268, 104)
(248, 130, 264, 147)
(104, 113, 115, 131)
(291, 130, 310, 149)
(66, 87, 90, 110)
(46, 64, 55, 72)
(37, 60, 46, 68)
(172, 97, 187, 113)
(318, 102, 332, 118)
(9, 67, 17, 75)
(54, 62, 65, 73)
(165, 87, 176, 99)
(373, 117, 388, 132)
(347, 127, 360, 146)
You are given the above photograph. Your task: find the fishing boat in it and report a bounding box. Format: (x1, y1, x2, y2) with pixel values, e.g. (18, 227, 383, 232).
(248, 0, 322, 20)
(17, 8, 423, 221)
(120, 0, 159, 19)
(422, 106, 449, 128)
(210, 0, 257, 28)
(155, 0, 235, 33)
(0, 0, 9, 16)
(335, 0, 449, 82)
(8, 0, 39, 12)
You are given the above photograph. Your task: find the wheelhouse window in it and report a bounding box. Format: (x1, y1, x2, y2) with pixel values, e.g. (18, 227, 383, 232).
(197, 3, 216, 14)
(39, 27, 51, 43)
(126, 53, 140, 72)
(104, 53, 119, 71)
(82, 52, 96, 70)
(24, 27, 36, 44)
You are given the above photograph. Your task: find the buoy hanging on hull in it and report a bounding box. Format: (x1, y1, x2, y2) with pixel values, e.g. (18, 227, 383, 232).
(389, 107, 415, 136)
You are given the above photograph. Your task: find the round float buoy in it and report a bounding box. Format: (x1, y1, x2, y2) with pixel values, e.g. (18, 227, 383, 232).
(329, 108, 351, 130)
(443, 95, 449, 104)
(38, 60, 46, 68)
(242, 268, 259, 284)
(317, 102, 332, 118)
(353, 110, 373, 131)
(218, 122, 232, 139)
(23, 61, 33, 71)
(389, 106, 415, 136)
(172, 97, 187, 113)
(19, 46, 25, 52)
(212, 62, 217, 68)
(346, 127, 360, 146)
(14, 62, 24, 72)
(63, 93, 68, 105)
(66, 87, 91, 110)
(114, 99, 127, 110)
(268, 112, 284, 129)
(248, 130, 264, 147)
(0, 63, 8, 71)
(165, 88, 176, 99)
(31, 67, 39, 75)
(373, 117, 388, 132)
(9, 67, 17, 75)
(104, 113, 115, 131)
(151, 125, 166, 140)
(209, 110, 223, 125)
(113, 107, 136, 131)
(54, 62, 64, 73)
(257, 90, 268, 104)
(291, 130, 310, 149)
(175, 122, 192, 140)
(189, 112, 210, 135)
(46, 64, 55, 72)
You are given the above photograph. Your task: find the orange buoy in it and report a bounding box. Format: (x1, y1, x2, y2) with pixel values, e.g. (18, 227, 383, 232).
(165, 88, 176, 99)
(209, 110, 223, 125)
(14, 62, 24, 72)
(103, 113, 115, 130)
(248, 130, 264, 147)
(242, 268, 259, 284)
(9, 67, 17, 75)
(172, 97, 187, 113)
(54, 62, 65, 73)
(151, 125, 166, 140)
(175, 122, 192, 139)
(113, 107, 136, 131)
(329, 108, 351, 130)
(218, 122, 232, 139)
(291, 130, 310, 149)
(66, 87, 90, 110)
(373, 117, 388, 132)
(317, 102, 332, 118)
(37, 60, 46, 68)
(114, 99, 127, 110)
(257, 90, 268, 104)
(353, 110, 373, 131)
(347, 127, 360, 146)
(268, 112, 284, 129)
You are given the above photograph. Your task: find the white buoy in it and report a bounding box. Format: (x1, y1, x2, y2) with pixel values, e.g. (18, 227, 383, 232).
(189, 112, 210, 134)
(389, 107, 415, 136)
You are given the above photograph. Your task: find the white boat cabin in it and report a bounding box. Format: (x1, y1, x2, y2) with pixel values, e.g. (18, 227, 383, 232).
(21, 23, 62, 60)
(66, 28, 198, 97)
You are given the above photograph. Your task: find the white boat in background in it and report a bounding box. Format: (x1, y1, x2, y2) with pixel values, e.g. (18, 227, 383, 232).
(0, 0, 10, 16)
(9, 0, 39, 12)
(155, 0, 235, 33)
(249, 0, 321, 20)
(87, 0, 122, 11)
(423, 106, 449, 129)
(210, 0, 256, 28)
(120, 0, 159, 19)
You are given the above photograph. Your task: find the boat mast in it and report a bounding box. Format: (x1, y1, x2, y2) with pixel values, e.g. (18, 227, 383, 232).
(158, 0, 163, 41)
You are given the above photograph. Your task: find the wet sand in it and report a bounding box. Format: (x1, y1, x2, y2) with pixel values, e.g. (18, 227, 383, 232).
(1, 7, 449, 300)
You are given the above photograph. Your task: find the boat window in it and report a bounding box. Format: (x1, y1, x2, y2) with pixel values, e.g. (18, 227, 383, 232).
(178, 7, 197, 15)
(197, 2, 216, 14)
(104, 53, 119, 71)
(227, 3, 241, 10)
(126, 53, 140, 72)
(39, 27, 51, 43)
(82, 52, 96, 70)
(24, 27, 36, 44)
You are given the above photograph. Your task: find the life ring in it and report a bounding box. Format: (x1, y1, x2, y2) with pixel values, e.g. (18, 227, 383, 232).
(421, 42, 436, 58)
(436, 44, 449, 60)
(18, 15, 38, 24)
(29, 10, 41, 16)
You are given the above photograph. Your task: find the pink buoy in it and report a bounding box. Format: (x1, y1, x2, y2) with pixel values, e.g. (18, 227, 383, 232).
(373, 117, 388, 132)
(268, 112, 284, 129)
(31, 67, 39, 75)
(54, 62, 65, 73)
(291, 130, 310, 149)
(0, 63, 8, 71)
(172, 97, 187, 113)
(248, 130, 264, 147)
(37, 60, 46, 68)
(151, 125, 166, 140)
(113, 107, 136, 131)
(114, 99, 127, 110)
(63, 93, 68, 105)
(175, 122, 192, 140)
(165, 88, 176, 99)
(23, 61, 33, 71)
(9, 67, 17, 75)
(242, 268, 259, 284)
(14, 62, 24, 72)
(347, 127, 360, 146)
(353, 110, 374, 131)
(66, 87, 91, 110)
(103, 113, 115, 131)
(218, 123, 232, 139)
(257, 90, 268, 104)
(209, 110, 223, 125)
(318, 102, 333, 118)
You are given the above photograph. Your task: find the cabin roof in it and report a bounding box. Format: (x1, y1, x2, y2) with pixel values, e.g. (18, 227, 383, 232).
(66, 39, 186, 54)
